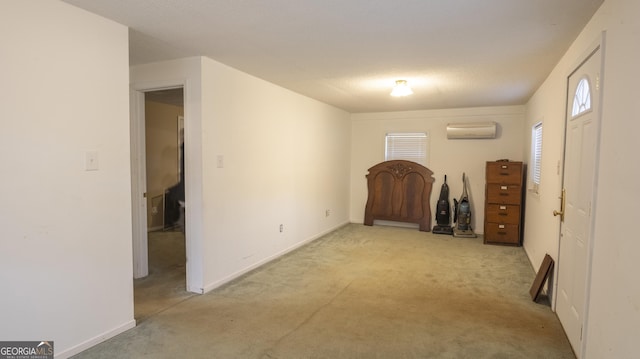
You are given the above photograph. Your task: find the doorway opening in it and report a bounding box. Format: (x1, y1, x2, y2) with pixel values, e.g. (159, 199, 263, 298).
(133, 87, 194, 322)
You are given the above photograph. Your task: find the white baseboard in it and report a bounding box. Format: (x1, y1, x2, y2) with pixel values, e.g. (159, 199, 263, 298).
(55, 319, 136, 358)
(202, 221, 350, 294)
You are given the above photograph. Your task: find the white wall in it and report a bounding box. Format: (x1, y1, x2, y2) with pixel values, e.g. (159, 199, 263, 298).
(0, 1, 133, 357)
(200, 57, 351, 291)
(524, 0, 640, 357)
(132, 57, 351, 293)
(350, 106, 525, 233)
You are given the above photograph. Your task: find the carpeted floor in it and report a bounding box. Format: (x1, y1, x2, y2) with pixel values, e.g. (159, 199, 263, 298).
(133, 230, 193, 322)
(75, 224, 574, 358)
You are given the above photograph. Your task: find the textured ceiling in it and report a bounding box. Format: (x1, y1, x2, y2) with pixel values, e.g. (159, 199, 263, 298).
(63, 0, 603, 113)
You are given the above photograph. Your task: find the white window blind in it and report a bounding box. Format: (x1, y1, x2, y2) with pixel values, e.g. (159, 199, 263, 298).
(531, 122, 543, 191)
(385, 132, 428, 166)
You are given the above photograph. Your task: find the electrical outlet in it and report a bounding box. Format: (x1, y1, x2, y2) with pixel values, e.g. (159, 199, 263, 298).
(325, 209, 331, 217)
(279, 224, 284, 232)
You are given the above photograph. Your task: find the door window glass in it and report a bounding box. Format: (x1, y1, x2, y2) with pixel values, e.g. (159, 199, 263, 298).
(571, 77, 591, 117)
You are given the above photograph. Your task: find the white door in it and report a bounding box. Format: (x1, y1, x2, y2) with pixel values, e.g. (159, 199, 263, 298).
(131, 89, 149, 278)
(555, 43, 602, 357)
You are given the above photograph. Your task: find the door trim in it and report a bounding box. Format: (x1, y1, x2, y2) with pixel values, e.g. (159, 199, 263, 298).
(554, 31, 606, 357)
(130, 80, 190, 286)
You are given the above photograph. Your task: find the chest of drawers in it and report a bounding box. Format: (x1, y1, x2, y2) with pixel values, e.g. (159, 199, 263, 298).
(484, 161, 524, 245)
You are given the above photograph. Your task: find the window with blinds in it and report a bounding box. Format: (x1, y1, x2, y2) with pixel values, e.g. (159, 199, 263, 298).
(385, 132, 428, 166)
(531, 122, 543, 192)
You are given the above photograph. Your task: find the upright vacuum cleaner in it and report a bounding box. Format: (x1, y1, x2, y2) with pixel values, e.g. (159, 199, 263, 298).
(433, 175, 453, 235)
(453, 173, 477, 238)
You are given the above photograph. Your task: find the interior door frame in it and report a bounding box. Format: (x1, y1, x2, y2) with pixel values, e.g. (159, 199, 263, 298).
(554, 32, 606, 357)
(130, 80, 189, 282)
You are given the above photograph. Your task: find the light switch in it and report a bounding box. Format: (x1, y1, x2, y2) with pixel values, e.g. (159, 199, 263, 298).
(86, 151, 99, 171)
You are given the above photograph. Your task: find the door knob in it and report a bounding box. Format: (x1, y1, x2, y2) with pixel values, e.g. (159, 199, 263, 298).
(553, 188, 566, 222)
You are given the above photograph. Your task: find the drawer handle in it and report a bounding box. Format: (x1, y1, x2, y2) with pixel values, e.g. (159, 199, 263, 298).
(500, 193, 509, 196)
(500, 172, 509, 176)
(498, 213, 507, 216)
(498, 231, 507, 235)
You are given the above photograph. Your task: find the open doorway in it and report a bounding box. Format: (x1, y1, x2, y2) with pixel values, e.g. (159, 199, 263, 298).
(133, 87, 194, 321)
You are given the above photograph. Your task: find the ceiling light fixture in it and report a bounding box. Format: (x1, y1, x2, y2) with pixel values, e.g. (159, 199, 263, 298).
(390, 80, 413, 97)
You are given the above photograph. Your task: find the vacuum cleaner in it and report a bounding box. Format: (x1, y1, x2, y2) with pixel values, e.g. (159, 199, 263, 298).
(433, 175, 453, 235)
(453, 173, 477, 238)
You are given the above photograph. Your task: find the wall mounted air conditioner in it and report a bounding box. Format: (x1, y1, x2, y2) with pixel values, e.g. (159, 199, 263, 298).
(446, 122, 497, 139)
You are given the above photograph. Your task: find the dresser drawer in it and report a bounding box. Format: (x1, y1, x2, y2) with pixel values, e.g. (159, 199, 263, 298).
(484, 223, 520, 245)
(485, 204, 520, 224)
(486, 184, 522, 204)
(486, 162, 522, 184)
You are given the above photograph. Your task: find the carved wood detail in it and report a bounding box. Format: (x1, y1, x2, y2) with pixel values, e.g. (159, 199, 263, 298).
(364, 160, 434, 232)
